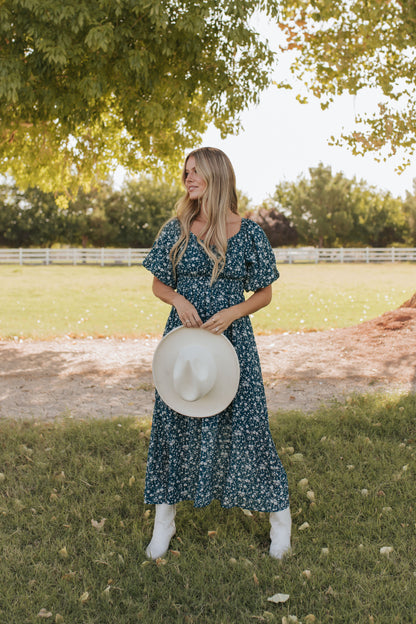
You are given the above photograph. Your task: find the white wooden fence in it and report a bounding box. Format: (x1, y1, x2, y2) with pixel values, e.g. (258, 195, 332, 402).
(0, 246, 415, 265)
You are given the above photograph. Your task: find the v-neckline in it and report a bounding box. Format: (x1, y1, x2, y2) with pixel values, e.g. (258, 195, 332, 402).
(190, 218, 244, 243)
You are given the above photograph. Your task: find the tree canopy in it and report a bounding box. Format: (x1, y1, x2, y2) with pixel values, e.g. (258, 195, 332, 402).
(0, 0, 278, 195)
(273, 163, 409, 247)
(277, 0, 416, 164)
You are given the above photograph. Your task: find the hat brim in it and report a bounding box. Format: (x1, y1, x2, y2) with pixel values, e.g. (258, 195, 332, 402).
(152, 326, 240, 417)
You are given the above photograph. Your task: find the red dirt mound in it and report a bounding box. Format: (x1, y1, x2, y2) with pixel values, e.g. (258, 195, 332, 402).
(360, 292, 416, 332)
(400, 292, 416, 309)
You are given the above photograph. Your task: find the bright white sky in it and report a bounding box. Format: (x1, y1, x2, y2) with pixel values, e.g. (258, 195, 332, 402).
(200, 18, 416, 206)
(202, 79, 416, 206)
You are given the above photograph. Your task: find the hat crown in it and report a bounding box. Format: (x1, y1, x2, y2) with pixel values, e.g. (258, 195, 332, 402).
(173, 345, 216, 402)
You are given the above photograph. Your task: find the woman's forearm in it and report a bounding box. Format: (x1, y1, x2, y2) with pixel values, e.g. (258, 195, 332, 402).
(229, 285, 272, 321)
(201, 285, 273, 334)
(152, 277, 183, 308)
(152, 277, 202, 327)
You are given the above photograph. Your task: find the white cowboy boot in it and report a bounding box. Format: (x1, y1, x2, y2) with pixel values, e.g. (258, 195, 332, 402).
(145, 503, 176, 560)
(269, 507, 292, 560)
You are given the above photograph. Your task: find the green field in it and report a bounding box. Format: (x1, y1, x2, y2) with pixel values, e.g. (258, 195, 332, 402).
(1, 394, 415, 623)
(0, 263, 414, 338)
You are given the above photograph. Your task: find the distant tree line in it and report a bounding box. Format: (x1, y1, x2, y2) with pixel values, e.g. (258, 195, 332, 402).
(253, 164, 416, 247)
(0, 177, 182, 248)
(1, 164, 415, 248)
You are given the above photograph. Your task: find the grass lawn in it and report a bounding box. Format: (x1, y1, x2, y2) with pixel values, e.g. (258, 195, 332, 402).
(0, 393, 415, 623)
(1, 263, 415, 338)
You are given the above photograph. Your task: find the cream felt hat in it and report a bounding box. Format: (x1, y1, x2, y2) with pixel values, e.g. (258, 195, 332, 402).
(152, 326, 240, 417)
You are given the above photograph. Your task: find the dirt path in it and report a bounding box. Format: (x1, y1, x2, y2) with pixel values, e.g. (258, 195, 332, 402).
(1, 307, 415, 421)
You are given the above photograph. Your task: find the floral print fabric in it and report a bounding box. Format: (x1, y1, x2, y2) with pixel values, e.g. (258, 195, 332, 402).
(142, 218, 289, 512)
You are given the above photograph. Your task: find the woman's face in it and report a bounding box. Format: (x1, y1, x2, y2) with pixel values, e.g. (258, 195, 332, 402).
(184, 156, 207, 200)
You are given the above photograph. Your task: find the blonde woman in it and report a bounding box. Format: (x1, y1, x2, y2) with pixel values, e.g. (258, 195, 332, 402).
(143, 147, 291, 560)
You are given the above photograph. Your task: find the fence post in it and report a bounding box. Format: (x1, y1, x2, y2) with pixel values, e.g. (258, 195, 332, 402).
(101, 248, 105, 267)
(315, 248, 319, 264)
(19, 248, 23, 265)
(392, 247, 395, 263)
(128, 248, 132, 267)
(340, 248, 344, 263)
(366, 247, 369, 263)
(46, 248, 50, 265)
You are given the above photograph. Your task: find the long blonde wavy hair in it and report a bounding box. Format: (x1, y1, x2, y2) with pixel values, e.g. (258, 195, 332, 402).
(169, 147, 239, 284)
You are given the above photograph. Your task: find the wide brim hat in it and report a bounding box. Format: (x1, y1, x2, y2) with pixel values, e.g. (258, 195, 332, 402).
(152, 326, 240, 417)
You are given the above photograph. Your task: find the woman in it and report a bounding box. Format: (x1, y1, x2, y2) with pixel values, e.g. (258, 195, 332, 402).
(142, 147, 291, 560)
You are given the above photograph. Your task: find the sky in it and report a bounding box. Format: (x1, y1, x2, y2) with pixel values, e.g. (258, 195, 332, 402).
(199, 17, 416, 207)
(201, 78, 416, 207)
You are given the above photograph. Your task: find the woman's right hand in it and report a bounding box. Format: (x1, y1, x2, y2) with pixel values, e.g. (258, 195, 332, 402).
(172, 293, 202, 328)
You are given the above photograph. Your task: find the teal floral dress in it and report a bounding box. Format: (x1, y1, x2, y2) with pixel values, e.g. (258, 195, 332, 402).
(143, 218, 289, 512)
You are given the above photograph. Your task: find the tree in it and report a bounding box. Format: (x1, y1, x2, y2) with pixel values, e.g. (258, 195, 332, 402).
(272, 163, 408, 247)
(0, 0, 279, 195)
(274, 163, 356, 247)
(0, 183, 63, 246)
(277, 0, 416, 164)
(351, 183, 408, 247)
(249, 201, 298, 246)
(107, 176, 182, 247)
(403, 180, 416, 245)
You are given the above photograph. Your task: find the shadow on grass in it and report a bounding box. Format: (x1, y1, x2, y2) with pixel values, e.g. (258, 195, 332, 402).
(0, 392, 415, 623)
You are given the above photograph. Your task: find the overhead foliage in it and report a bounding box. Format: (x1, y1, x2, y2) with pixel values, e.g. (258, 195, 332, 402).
(277, 0, 416, 165)
(0, 0, 278, 195)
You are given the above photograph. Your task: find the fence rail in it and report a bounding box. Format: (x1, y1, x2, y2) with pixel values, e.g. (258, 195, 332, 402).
(0, 246, 415, 265)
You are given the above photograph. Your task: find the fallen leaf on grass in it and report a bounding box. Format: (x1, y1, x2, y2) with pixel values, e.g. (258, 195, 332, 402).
(380, 546, 394, 557)
(55, 615, 64, 623)
(80, 591, 89, 603)
(59, 546, 68, 558)
(242, 509, 253, 517)
(298, 522, 310, 531)
(128, 476, 135, 487)
(290, 453, 304, 463)
(91, 518, 106, 531)
(207, 530, 217, 537)
(306, 490, 315, 502)
(267, 593, 290, 604)
(297, 478, 309, 490)
(253, 573, 259, 585)
(37, 609, 52, 618)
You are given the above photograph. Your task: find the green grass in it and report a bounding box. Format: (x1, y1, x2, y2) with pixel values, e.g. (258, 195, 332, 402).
(1, 394, 415, 623)
(1, 263, 415, 338)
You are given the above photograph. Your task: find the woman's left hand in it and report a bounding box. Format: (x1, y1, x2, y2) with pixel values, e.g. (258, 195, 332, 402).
(201, 307, 238, 334)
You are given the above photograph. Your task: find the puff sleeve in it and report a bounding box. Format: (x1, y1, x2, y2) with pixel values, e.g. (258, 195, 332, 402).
(142, 219, 180, 288)
(243, 221, 279, 292)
